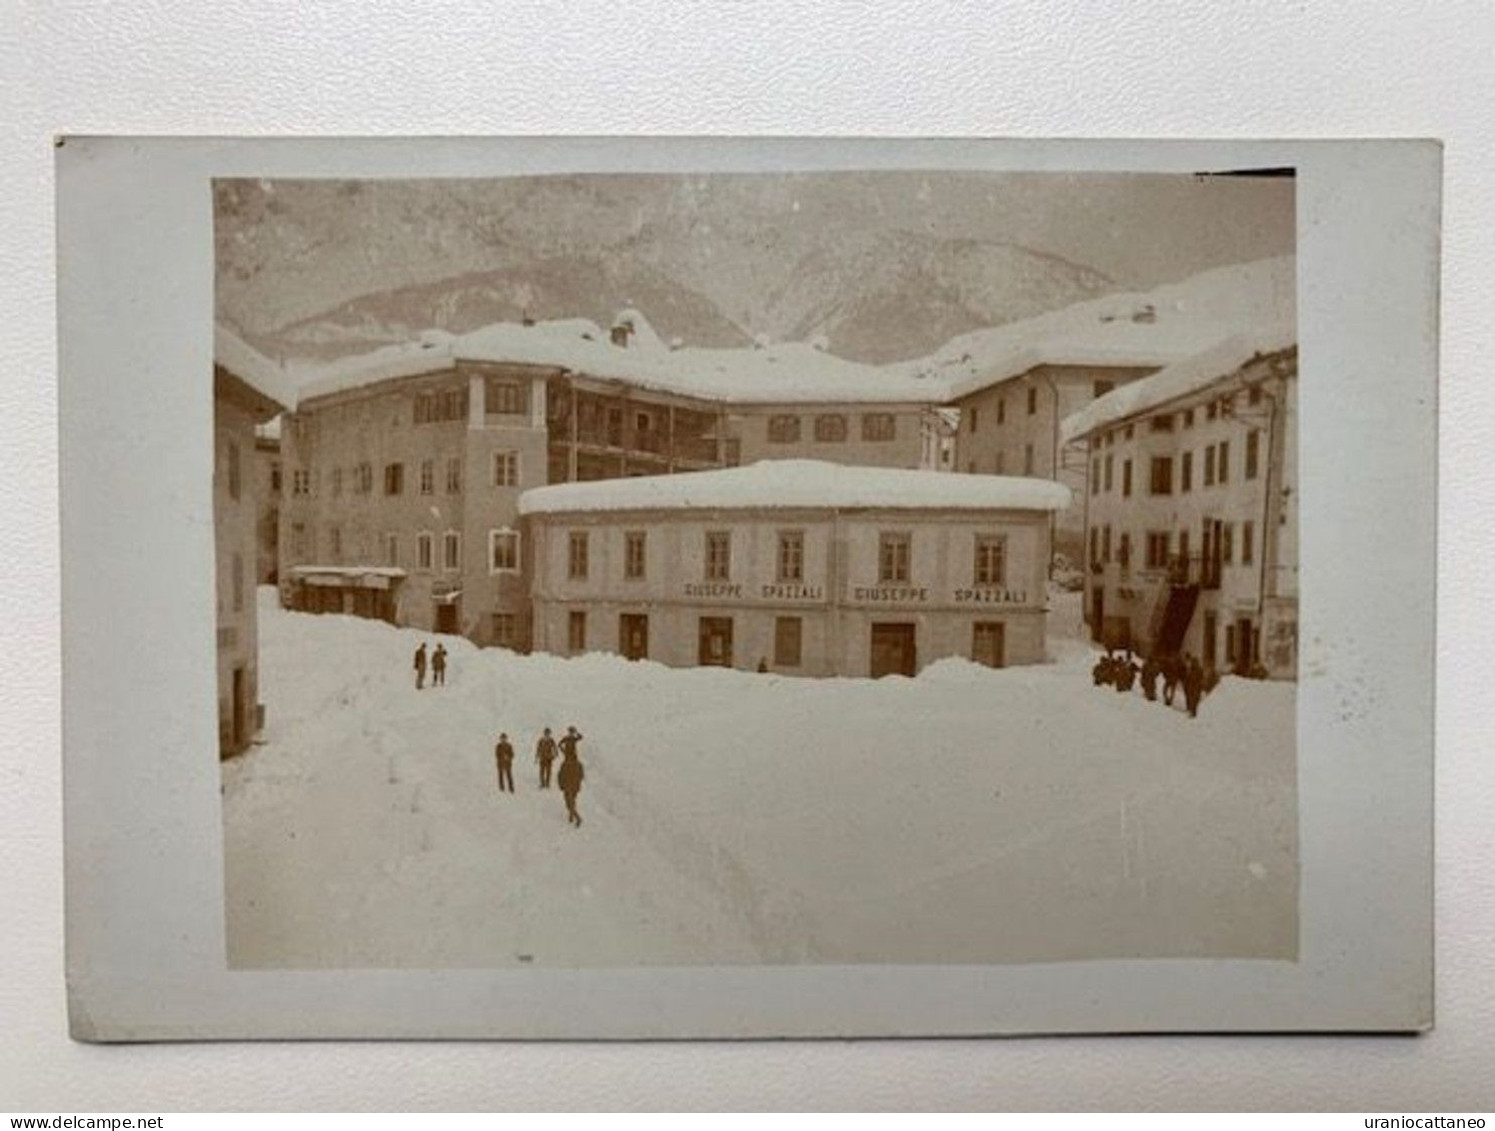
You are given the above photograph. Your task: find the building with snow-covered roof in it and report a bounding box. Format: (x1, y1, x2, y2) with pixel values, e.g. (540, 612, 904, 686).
(214, 329, 292, 756)
(905, 257, 1297, 565)
(1062, 334, 1298, 680)
(521, 461, 1069, 677)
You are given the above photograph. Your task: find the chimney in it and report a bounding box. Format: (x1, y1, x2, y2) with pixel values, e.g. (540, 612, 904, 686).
(610, 318, 634, 348)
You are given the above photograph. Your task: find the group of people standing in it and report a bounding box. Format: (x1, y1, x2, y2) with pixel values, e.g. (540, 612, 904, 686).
(1093, 648, 1212, 718)
(412, 642, 448, 689)
(492, 725, 587, 827)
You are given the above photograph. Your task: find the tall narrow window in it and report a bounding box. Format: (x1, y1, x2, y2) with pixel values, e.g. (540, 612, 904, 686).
(1122, 458, 1133, 498)
(489, 528, 519, 573)
(384, 533, 399, 568)
(1181, 451, 1193, 493)
(445, 456, 462, 494)
(1149, 456, 1173, 495)
(879, 532, 911, 583)
(232, 553, 243, 612)
(384, 463, 404, 496)
(624, 531, 647, 579)
(417, 532, 434, 571)
(777, 531, 804, 582)
(1245, 429, 1261, 480)
(1222, 523, 1235, 564)
(1218, 440, 1231, 485)
(486, 378, 526, 415)
(420, 459, 434, 495)
(974, 535, 1006, 586)
(1204, 445, 1216, 487)
(329, 525, 341, 559)
(1242, 521, 1255, 566)
(227, 441, 241, 501)
(1104, 454, 1114, 492)
(705, 531, 731, 581)
(1023, 443, 1035, 475)
(567, 610, 587, 653)
(443, 531, 461, 572)
(1027, 387, 1038, 415)
(968, 407, 979, 433)
(568, 531, 589, 579)
(996, 398, 1005, 425)
(1091, 456, 1100, 495)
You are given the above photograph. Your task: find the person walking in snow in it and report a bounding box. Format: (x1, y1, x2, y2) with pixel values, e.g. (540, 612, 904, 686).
(557, 726, 585, 827)
(535, 727, 558, 789)
(431, 643, 447, 687)
(494, 731, 516, 793)
(413, 642, 428, 690)
(1161, 654, 1181, 706)
(1183, 654, 1205, 719)
(1141, 655, 1160, 702)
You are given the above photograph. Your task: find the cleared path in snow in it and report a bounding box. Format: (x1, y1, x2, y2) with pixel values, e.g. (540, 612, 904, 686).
(224, 589, 1296, 968)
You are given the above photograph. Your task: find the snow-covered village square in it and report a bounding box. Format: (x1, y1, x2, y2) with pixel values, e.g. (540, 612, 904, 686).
(213, 172, 1299, 968)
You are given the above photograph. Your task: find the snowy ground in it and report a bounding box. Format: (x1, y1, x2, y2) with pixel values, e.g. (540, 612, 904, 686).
(223, 587, 1297, 968)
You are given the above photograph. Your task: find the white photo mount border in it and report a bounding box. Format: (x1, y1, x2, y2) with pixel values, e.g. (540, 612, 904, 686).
(58, 137, 1437, 1040)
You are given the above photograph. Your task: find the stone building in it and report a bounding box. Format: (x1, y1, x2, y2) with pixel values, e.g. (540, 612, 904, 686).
(521, 460, 1069, 677)
(1061, 333, 1299, 678)
(213, 328, 293, 756)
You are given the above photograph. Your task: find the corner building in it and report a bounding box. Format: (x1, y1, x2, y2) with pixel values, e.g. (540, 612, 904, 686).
(521, 461, 1069, 677)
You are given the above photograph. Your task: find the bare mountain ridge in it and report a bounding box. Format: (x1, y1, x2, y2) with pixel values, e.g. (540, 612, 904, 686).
(246, 230, 1116, 366)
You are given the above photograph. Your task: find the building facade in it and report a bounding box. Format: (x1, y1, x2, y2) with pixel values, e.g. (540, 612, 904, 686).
(1063, 339, 1298, 678)
(214, 331, 292, 757)
(522, 461, 1068, 678)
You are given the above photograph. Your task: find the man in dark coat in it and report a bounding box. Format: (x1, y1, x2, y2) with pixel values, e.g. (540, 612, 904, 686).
(494, 731, 516, 793)
(557, 726, 584, 827)
(1183, 655, 1205, 718)
(432, 643, 447, 686)
(1141, 656, 1160, 702)
(535, 727, 558, 789)
(413, 643, 428, 690)
(1161, 655, 1181, 706)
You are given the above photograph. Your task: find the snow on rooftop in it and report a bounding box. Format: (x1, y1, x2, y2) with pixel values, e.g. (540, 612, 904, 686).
(215, 325, 297, 410)
(288, 564, 408, 578)
(1060, 328, 1298, 445)
(519, 459, 1071, 516)
(291, 317, 936, 406)
(255, 414, 283, 442)
(893, 256, 1297, 400)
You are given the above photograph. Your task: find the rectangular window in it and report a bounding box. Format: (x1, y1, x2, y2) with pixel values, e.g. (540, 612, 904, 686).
(270, 461, 282, 495)
(1178, 528, 1190, 564)
(290, 522, 307, 559)
(767, 415, 801, 443)
(969, 407, 979, 433)
(861, 413, 896, 441)
(1027, 386, 1038, 415)
(292, 468, 311, 496)
(996, 398, 1005, 425)
(1181, 450, 1193, 493)
(443, 531, 461, 572)
(1102, 524, 1112, 562)
(1118, 532, 1132, 568)
(492, 450, 520, 488)
(777, 531, 804, 582)
(568, 610, 587, 653)
(1023, 443, 1035, 475)
(1104, 454, 1114, 492)
(1089, 526, 1100, 566)
(489, 529, 519, 573)
(1249, 384, 1263, 406)
(568, 531, 589, 579)
(1207, 401, 1219, 421)
(1182, 408, 1195, 428)
(705, 531, 731, 581)
(1124, 425, 1134, 441)
(624, 530, 646, 579)
(384, 533, 399, 568)
(1145, 531, 1170, 570)
(1204, 445, 1216, 487)
(420, 459, 434, 495)
(486, 378, 527, 415)
(384, 463, 404, 496)
(445, 456, 461, 494)
(227, 441, 241, 501)
(417, 532, 434, 571)
(1245, 429, 1261, 480)
(879, 532, 911, 583)
(361, 463, 374, 494)
(1091, 456, 1101, 496)
(1149, 456, 1173, 495)
(774, 616, 802, 667)
(1149, 414, 1174, 433)
(974, 535, 1006, 586)
(232, 552, 243, 612)
(491, 613, 518, 648)
(814, 414, 848, 442)
(1218, 440, 1231, 485)
(1242, 521, 1255, 566)
(1122, 458, 1133, 498)
(1222, 523, 1235, 564)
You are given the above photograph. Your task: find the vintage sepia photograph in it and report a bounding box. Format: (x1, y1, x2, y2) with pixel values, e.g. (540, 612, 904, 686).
(211, 169, 1301, 969)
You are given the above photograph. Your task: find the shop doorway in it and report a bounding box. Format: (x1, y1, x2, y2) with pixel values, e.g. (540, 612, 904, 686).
(870, 622, 917, 678)
(698, 616, 733, 667)
(620, 613, 649, 661)
(972, 622, 1006, 668)
(435, 600, 459, 635)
